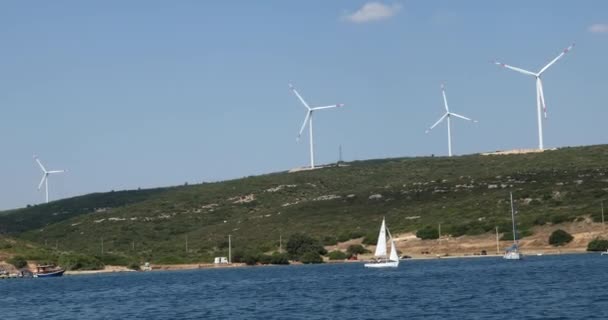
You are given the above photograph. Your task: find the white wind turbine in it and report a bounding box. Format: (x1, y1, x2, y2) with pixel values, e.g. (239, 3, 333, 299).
(289, 83, 345, 169)
(494, 44, 574, 150)
(34, 155, 66, 203)
(425, 84, 477, 157)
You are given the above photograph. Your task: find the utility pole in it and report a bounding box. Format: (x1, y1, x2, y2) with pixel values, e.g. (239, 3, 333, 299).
(438, 223, 442, 239)
(338, 145, 343, 165)
(279, 233, 283, 253)
(228, 234, 232, 264)
(602, 200, 605, 230)
(495, 226, 500, 255)
(101, 237, 104, 255)
(185, 235, 189, 253)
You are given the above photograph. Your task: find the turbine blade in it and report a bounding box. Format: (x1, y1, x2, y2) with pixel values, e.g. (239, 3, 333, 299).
(450, 112, 474, 121)
(441, 83, 449, 112)
(538, 79, 547, 118)
(289, 83, 311, 110)
(538, 43, 575, 76)
(37, 175, 46, 190)
(297, 111, 311, 141)
(47, 170, 65, 174)
(493, 61, 537, 77)
(311, 104, 344, 111)
(426, 113, 448, 133)
(34, 156, 47, 172)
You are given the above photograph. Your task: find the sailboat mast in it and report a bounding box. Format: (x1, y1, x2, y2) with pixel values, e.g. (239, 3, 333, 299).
(510, 192, 518, 247)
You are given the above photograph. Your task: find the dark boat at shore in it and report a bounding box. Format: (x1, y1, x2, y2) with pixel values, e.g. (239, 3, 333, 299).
(34, 265, 65, 278)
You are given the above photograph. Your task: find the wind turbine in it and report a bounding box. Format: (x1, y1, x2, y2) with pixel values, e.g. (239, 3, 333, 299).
(425, 83, 477, 157)
(289, 83, 345, 169)
(494, 44, 574, 150)
(34, 155, 66, 203)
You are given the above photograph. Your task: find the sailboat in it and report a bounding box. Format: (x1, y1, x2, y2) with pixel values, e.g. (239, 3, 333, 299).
(365, 217, 400, 268)
(503, 192, 522, 260)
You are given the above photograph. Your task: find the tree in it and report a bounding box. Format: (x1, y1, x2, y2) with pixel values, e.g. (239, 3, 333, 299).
(346, 244, 369, 257)
(270, 252, 290, 265)
(300, 252, 323, 264)
(286, 233, 327, 261)
(587, 238, 608, 252)
(416, 226, 439, 240)
(327, 250, 347, 260)
(7, 256, 27, 269)
(549, 229, 573, 246)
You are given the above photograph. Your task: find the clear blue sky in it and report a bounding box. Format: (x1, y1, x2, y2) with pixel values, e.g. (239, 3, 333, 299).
(0, 1, 606, 210)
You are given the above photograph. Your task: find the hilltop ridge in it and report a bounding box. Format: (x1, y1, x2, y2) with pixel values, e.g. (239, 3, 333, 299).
(1, 144, 607, 264)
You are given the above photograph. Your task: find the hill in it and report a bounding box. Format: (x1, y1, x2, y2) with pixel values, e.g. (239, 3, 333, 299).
(1, 144, 607, 264)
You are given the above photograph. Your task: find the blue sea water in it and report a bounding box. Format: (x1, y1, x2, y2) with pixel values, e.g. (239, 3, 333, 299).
(2, 253, 608, 319)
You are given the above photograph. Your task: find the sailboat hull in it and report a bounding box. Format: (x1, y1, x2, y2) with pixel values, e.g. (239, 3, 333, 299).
(364, 260, 399, 268)
(503, 251, 521, 260)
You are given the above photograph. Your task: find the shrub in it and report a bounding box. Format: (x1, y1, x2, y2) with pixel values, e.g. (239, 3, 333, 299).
(500, 229, 532, 241)
(269, 252, 289, 265)
(300, 252, 323, 264)
(322, 236, 338, 246)
(416, 226, 439, 240)
(58, 254, 104, 271)
(533, 216, 547, 226)
(8, 256, 27, 269)
(549, 229, 573, 246)
(587, 238, 608, 252)
(286, 233, 327, 261)
(258, 254, 272, 265)
(361, 233, 378, 245)
(127, 262, 141, 271)
(346, 244, 369, 256)
(550, 214, 570, 225)
(242, 253, 259, 266)
(327, 250, 347, 260)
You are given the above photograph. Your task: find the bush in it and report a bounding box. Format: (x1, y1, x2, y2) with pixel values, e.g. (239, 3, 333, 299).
(549, 229, 573, 246)
(58, 254, 104, 271)
(269, 252, 290, 265)
(587, 238, 608, 252)
(327, 250, 347, 260)
(300, 252, 323, 264)
(258, 254, 272, 265)
(322, 236, 338, 246)
(346, 244, 369, 257)
(361, 233, 378, 245)
(416, 226, 439, 240)
(500, 229, 532, 241)
(127, 262, 141, 270)
(8, 256, 27, 269)
(286, 233, 327, 261)
(550, 214, 570, 225)
(242, 253, 260, 266)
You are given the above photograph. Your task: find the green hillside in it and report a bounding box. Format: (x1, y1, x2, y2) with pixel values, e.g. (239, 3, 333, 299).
(1, 145, 607, 265)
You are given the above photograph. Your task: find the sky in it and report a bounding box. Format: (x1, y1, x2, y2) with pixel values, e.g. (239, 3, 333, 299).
(0, 1, 607, 210)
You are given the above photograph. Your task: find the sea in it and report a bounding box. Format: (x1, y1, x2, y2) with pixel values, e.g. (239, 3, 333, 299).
(2, 253, 608, 319)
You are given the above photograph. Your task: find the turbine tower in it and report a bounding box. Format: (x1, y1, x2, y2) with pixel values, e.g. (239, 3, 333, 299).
(289, 83, 345, 169)
(426, 83, 477, 157)
(494, 44, 574, 150)
(34, 155, 66, 203)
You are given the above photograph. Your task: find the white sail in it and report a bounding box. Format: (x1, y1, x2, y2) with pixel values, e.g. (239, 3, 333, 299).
(389, 239, 399, 262)
(374, 218, 387, 257)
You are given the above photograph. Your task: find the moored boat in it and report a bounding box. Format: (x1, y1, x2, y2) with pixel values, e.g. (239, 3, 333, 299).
(34, 265, 65, 278)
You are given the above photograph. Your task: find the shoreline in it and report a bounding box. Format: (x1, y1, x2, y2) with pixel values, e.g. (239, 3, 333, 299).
(62, 249, 595, 276)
